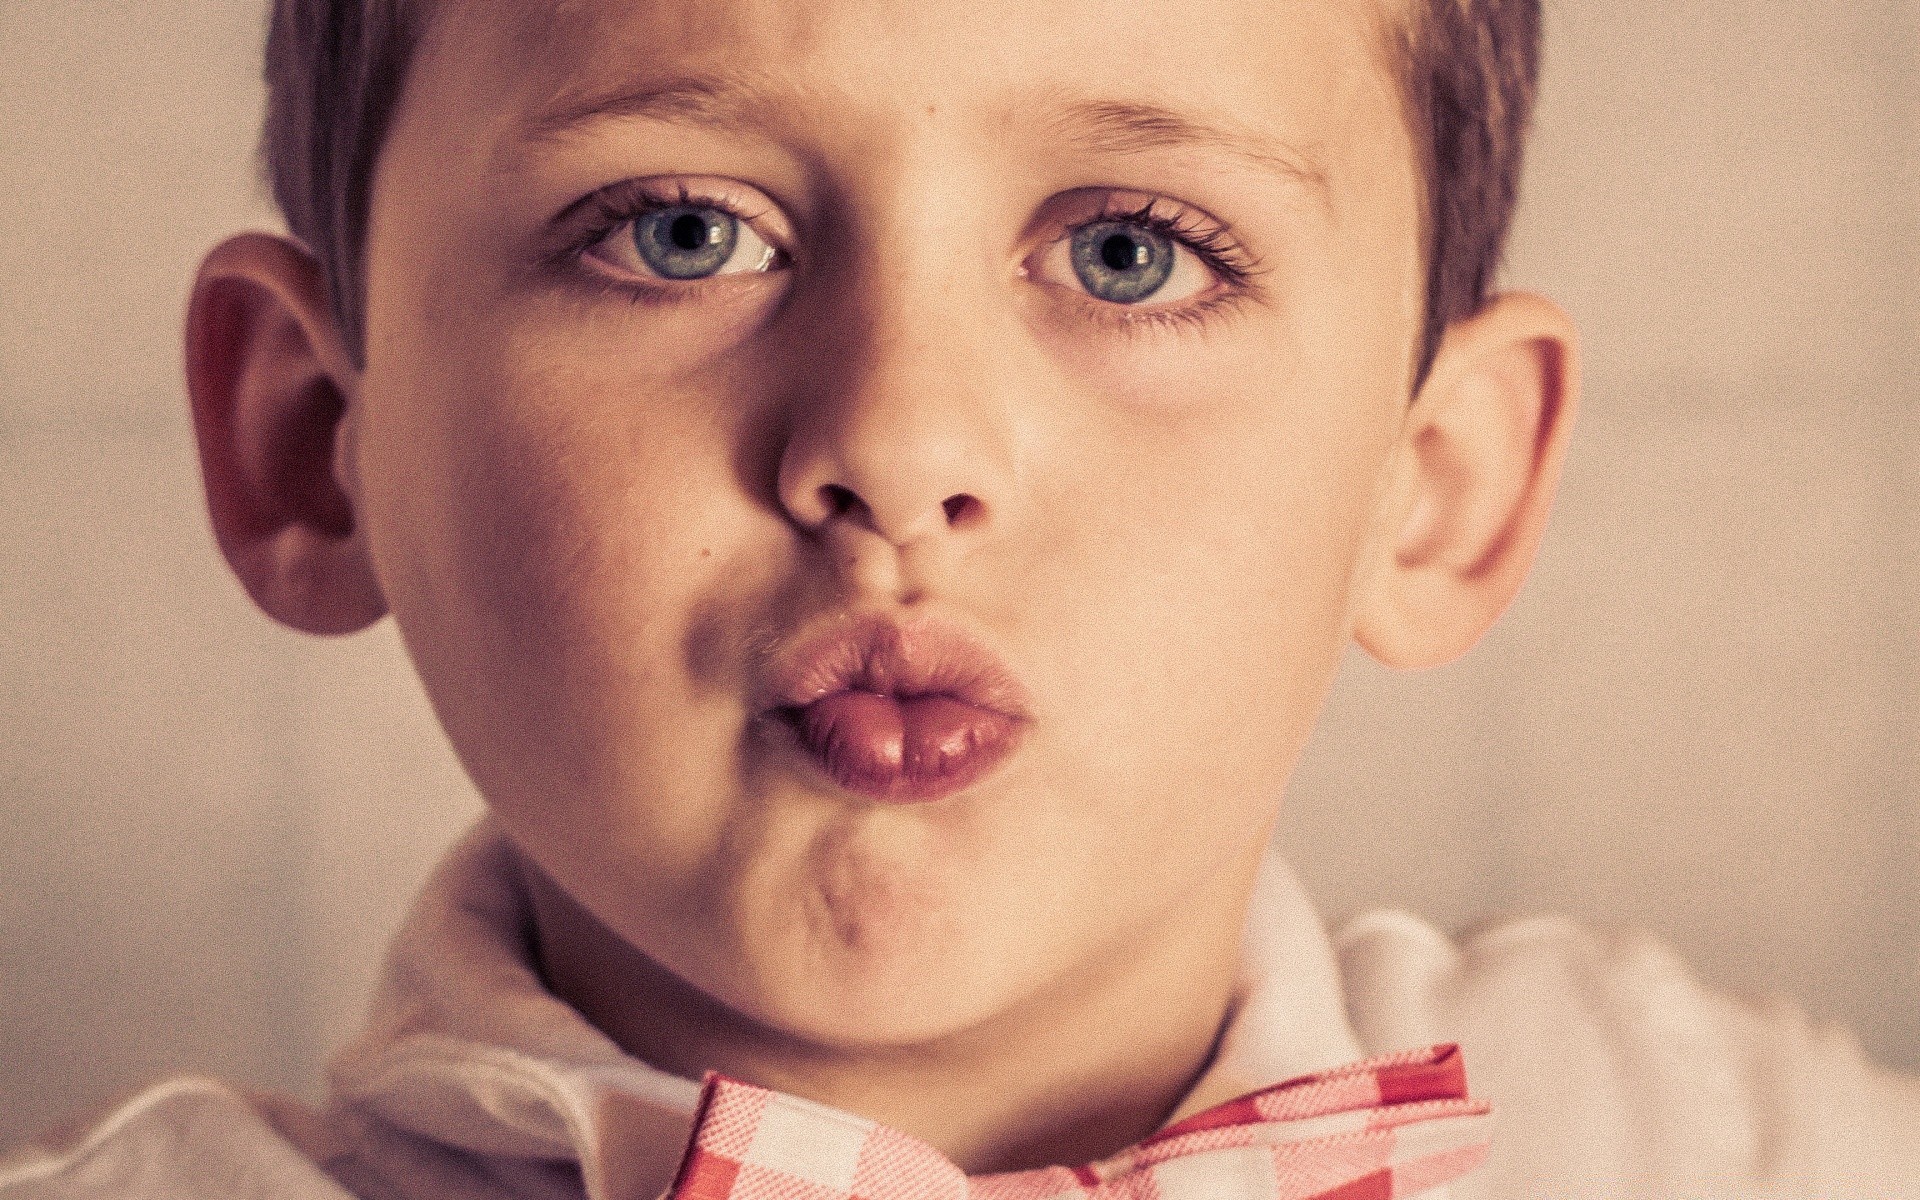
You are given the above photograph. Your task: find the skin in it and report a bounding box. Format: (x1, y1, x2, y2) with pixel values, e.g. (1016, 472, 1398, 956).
(184, 0, 1577, 1175)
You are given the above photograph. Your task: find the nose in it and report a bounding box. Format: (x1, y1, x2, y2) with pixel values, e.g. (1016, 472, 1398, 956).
(776, 290, 1018, 556)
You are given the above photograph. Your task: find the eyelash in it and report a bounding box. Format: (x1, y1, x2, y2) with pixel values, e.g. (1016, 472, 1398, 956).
(556, 182, 1263, 331)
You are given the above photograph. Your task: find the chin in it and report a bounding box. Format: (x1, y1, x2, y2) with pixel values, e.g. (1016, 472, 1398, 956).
(714, 886, 1033, 1051)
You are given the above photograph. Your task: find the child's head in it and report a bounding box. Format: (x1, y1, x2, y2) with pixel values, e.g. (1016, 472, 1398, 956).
(186, 0, 1575, 1060)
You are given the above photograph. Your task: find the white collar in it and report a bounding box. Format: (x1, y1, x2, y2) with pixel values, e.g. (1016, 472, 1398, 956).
(325, 820, 1363, 1200)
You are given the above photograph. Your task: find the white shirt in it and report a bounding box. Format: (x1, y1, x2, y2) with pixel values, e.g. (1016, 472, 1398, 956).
(4, 820, 1917, 1199)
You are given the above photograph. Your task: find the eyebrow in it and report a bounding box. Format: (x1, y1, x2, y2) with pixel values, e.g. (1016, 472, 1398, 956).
(521, 75, 1333, 209)
(1042, 97, 1333, 211)
(523, 73, 782, 143)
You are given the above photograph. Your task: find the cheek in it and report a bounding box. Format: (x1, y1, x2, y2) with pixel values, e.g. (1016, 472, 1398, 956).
(385, 370, 662, 645)
(363, 267, 779, 636)
(356, 320, 767, 787)
(1029, 333, 1397, 817)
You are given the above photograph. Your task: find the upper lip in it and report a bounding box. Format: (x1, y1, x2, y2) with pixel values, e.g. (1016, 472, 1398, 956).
(756, 612, 1032, 719)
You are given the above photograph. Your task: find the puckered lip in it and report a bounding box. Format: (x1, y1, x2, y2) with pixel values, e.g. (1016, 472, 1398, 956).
(753, 611, 1033, 721)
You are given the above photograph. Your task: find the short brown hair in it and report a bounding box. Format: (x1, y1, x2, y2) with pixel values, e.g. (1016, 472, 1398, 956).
(1392, 0, 1543, 385)
(261, 0, 421, 362)
(260, 0, 1541, 387)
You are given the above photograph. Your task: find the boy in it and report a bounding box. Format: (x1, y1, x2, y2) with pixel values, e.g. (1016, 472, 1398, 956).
(4, 0, 1917, 1198)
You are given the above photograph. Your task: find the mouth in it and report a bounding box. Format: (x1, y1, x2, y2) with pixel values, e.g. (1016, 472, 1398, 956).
(756, 614, 1032, 804)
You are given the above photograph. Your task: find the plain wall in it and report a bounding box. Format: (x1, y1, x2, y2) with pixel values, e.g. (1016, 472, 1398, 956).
(1, 0, 1915, 1148)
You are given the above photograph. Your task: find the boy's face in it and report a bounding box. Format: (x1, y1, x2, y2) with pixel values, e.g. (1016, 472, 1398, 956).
(357, 0, 1424, 1045)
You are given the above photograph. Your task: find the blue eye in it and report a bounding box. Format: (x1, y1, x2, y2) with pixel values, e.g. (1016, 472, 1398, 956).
(633, 205, 741, 279)
(1069, 221, 1176, 304)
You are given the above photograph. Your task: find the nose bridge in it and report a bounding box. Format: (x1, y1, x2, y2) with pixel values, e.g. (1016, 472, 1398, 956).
(779, 200, 1018, 546)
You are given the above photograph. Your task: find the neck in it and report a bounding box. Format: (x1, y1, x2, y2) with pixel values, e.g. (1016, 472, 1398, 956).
(518, 854, 1258, 1174)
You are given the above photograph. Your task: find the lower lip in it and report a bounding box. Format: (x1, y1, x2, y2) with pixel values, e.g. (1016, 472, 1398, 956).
(777, 690, 1023, 803)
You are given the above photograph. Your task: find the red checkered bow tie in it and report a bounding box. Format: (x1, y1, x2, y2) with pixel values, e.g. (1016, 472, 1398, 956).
(663, 1044, 1491, 1200)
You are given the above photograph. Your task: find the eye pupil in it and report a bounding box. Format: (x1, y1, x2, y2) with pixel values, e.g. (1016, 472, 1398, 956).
(1100, 234, 1139, 272)
(669, 213, 710, 250)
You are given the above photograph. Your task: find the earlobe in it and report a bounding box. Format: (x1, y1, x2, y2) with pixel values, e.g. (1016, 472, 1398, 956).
(184, 232, 388, 635)
(1353, 291, 1579, 669)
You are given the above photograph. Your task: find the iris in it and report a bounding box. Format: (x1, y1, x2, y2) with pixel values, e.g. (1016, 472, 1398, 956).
(1069, 221, 1176, 304)
(633, 206, 740, 279)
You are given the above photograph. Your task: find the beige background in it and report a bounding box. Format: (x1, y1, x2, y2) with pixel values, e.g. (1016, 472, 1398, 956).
(1, 0, 1915, 1149)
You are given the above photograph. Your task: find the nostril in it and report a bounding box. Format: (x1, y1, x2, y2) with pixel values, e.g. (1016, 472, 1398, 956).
(820, 484, 860, 518)
(942, 494, 984, 529)
(808, 484, 985, 537)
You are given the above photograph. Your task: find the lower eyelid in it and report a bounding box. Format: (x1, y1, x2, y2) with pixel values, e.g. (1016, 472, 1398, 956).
(1078, 289, 1251, 338)
(574, 271, 789, 321)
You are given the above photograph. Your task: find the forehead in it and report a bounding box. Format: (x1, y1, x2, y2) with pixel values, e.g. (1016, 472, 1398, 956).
(416, 0, 1409, 186)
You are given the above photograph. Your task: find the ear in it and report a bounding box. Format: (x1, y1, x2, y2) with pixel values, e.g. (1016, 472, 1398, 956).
(1352, 291, 1579, 669)
(183, 232, 387, 635)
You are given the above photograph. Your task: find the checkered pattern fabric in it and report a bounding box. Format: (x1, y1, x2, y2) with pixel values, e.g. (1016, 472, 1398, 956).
(663, 1044, 1491, 1200)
